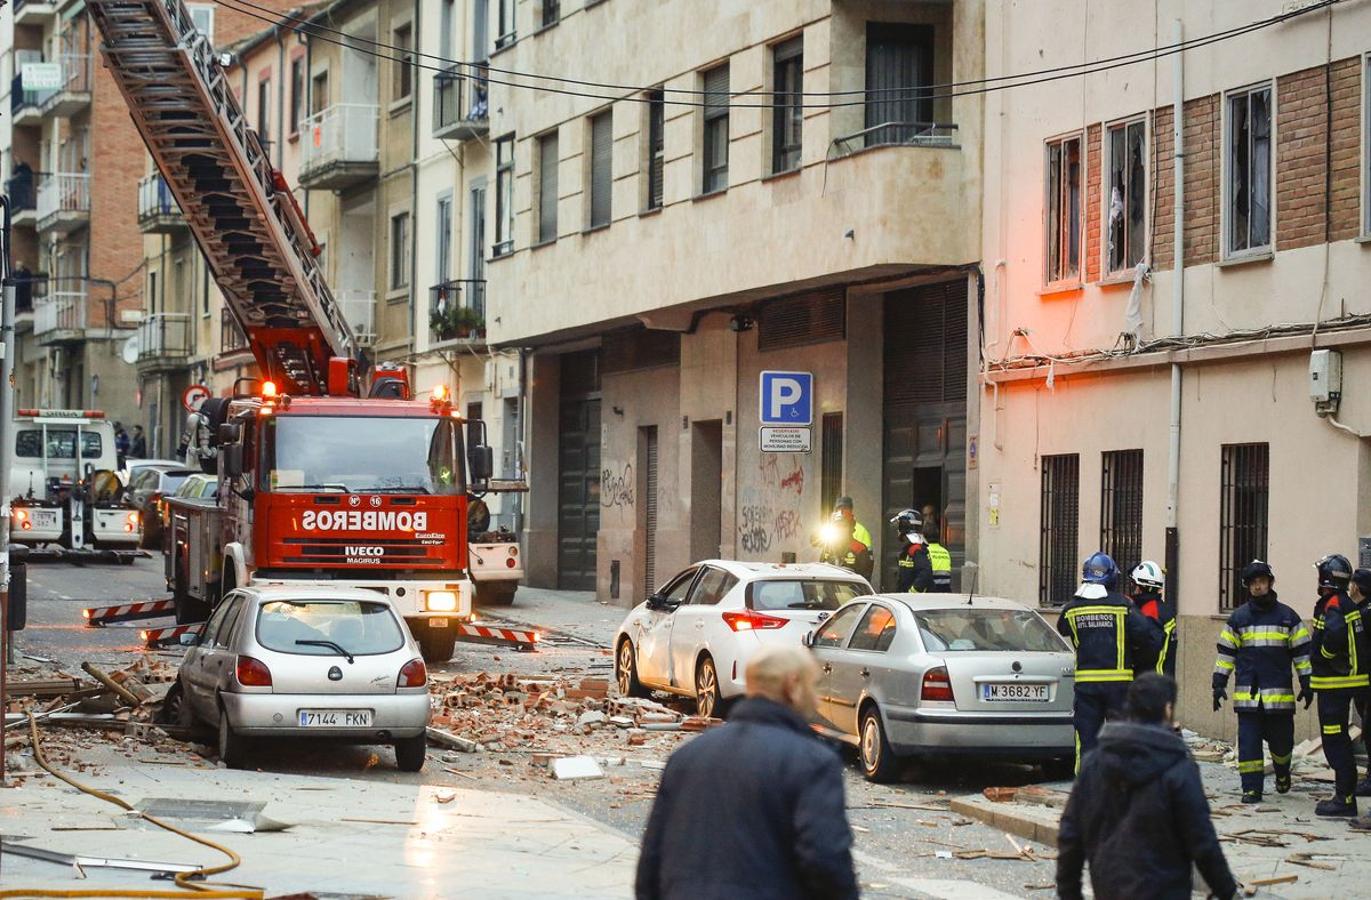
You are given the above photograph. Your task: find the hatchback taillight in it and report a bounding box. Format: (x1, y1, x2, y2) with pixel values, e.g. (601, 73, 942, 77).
(398, 658, 427, 688)
(722, 610, 789, 632)
(921, 667, 954, 702)
(235, 655, 273, 687)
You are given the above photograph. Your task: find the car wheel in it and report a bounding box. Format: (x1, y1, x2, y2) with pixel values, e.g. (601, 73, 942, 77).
(859, 705, 899, 783)
(615, 639, 648, 698)
(217, 702, 250, 769)
(395, 734, 427, 772)
(417, 625, 458, 663)
(695, 656, 722, 719)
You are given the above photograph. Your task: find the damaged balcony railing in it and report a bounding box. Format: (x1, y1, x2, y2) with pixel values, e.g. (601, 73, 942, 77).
(829, 121, 958, 158)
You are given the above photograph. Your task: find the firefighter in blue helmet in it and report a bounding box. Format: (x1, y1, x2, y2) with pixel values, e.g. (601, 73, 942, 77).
(1056, 552, 1162, 771)
(1212, 560, 1312, 804)
(1309, 553, 1368, 817)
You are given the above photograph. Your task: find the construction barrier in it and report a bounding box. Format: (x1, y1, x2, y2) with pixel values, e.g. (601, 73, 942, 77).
(140, 623, 204, 647)
(82, 598, 177, 626)
(456, 621, 540, 650)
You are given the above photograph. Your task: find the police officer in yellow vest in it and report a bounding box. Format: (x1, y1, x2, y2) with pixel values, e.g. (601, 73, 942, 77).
(922, 523, 953, 593)
(833, 496, 871, 553)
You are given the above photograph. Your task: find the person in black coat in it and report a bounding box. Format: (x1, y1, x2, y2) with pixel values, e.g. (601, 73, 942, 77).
(1057, 673, 1237, 900)
(635, 645, 858, 900)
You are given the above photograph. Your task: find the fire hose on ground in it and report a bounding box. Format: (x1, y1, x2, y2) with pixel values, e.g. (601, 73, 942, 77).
(0, 713, 264, 900)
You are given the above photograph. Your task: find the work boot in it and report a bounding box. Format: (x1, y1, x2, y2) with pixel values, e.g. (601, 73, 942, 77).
(1315, 796, 1358, 817)
(1356, 777, 1371, 798)
(1275, 774, 1292, 794)
(1351, 815, 1371, 831)
(1241, 790, 1263, 804)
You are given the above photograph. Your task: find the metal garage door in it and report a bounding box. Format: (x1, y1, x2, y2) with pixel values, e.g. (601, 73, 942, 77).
(881, 280, 968, 592)
(558, 351, 601, 591)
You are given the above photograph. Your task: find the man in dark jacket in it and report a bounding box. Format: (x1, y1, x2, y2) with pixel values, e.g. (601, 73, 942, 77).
(1058, 673, 1238, 900)
(1310, 553, 1368, 817)
(635, 645, 858, 900)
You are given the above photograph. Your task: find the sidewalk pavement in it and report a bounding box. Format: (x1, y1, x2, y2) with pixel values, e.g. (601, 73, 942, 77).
(484, 586, 624, 646)
(951, 758, 1370, 898)
(1, 752, 637, 897)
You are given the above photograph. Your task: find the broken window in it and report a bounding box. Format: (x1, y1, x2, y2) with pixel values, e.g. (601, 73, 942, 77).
(1045, 135, 1082, 284)
(1107, 119, 1147, 273)
(1226, 84, 1271, 255)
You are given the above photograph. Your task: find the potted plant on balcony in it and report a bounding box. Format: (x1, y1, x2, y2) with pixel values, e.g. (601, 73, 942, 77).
(455, 306, 485, 340)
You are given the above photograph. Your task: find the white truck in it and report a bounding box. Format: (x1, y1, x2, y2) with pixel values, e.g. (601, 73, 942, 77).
(469, 527, 524, 606)
(9, 409, 142, 557)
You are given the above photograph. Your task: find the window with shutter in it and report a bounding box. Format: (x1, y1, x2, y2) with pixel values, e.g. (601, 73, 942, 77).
(702, 64, 729, 193)
(757, 290, 845, 351)
(646, 89, 664, 210)
(589, 111, 612, 228)
(538, 131, 558, 243)
(882, 280, 967, 405)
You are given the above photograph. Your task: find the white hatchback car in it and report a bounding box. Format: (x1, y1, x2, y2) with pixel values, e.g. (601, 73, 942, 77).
(170, 585, 432, 771)
(614, 561, 872, 717)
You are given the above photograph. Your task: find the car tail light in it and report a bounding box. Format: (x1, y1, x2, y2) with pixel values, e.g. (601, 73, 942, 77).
(505, 557, 517, 569)
(921, 667, 954, 702)
(235, 655, 273, 687)
(398, 658, 427, 688)
(721, 610, 789, 632)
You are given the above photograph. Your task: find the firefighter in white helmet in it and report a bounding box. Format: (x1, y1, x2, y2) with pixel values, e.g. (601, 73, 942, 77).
(1128, 561, 1176, 678)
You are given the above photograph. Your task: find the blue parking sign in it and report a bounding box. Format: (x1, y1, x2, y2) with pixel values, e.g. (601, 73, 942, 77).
(759, 371, 812, 425)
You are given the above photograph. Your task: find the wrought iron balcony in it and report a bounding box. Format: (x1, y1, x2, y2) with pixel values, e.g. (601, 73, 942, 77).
(220, 308, 249, 355)
(5, 169, 41, 226)
(299, 104, 380, 190)
(137, 173, 186, 233)
(429, 279, 486, 345)
(433, 66, 489, 141)
(137, 312, 193, 371)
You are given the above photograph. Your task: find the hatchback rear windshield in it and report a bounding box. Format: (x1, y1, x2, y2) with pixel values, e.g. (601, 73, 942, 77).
(914, 609, 1067, 653)
(256, 599, 405, 656)
(747, 580, 868, 612)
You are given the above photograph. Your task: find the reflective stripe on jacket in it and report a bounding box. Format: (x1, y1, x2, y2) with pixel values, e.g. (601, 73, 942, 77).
(1134, 593, 1178, 677)
(1212, 594, 1311, 713)
(1056, 594, 1161, 684)
(1310, 591, 1370, 691)
(852, 522, 872, 551)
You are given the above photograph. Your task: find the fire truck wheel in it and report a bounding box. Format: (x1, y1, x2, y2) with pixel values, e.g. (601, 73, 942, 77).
(175, 592, 210, 625)
(394, 734, 427, 772)
(475, 583, 517, 607)
(417, 625, 457, 663)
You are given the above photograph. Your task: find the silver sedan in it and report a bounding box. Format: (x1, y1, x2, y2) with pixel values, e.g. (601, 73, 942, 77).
(170, 585, 432, 770)
(804, 594, 1075, 782)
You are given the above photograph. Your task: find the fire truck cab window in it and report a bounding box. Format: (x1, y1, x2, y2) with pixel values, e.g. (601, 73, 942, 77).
(263, 416, 463, 494)
(16, 428, 103, 459)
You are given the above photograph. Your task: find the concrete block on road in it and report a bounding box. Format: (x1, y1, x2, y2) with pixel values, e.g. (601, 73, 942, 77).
(949, 796, 1061, 847)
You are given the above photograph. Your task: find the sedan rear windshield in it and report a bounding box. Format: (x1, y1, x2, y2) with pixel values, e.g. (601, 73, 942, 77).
(748, 580, 868, 612)
(256, 599, 405, 656)
(915, 609, 1068, 654)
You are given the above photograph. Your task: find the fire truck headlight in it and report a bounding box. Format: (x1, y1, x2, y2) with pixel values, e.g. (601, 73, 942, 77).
(425, 590, 458, 612)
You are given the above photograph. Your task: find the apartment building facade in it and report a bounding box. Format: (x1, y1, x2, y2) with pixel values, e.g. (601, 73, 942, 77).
(979, 0, 1371, 733)
(485, 0, 985, 602)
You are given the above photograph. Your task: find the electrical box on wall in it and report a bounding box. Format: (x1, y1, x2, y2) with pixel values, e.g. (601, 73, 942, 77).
(1310, 349, 1343, 413)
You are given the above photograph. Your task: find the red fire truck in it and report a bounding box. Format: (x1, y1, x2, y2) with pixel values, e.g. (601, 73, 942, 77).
(87, 0, 495, 660)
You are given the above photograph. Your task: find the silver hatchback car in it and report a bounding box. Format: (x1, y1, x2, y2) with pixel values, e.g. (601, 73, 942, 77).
(804, 594, 1076, 782)
(172, 585, 432, 771)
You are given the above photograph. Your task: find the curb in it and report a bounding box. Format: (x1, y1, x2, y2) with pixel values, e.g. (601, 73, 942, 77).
(949, 796, 1062, 847)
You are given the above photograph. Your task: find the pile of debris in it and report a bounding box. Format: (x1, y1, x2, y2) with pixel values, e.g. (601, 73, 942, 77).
(426, 672, 717, 760)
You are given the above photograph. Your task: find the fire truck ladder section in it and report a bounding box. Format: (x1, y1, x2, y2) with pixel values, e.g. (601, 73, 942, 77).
(86, 0, 354, 395)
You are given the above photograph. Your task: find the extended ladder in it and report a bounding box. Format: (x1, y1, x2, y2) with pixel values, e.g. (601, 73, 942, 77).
(87, 0, 354, 395)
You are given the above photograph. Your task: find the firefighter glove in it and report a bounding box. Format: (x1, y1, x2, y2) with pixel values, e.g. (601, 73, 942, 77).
(1299, 679, 1313, 709)
(1212, 687, 1226, 712)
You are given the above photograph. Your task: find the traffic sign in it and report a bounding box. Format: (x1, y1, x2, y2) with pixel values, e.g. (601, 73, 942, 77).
(759, 371, 812, 425)
(760, 426, 811, 453)
(181, 383, 210, 413)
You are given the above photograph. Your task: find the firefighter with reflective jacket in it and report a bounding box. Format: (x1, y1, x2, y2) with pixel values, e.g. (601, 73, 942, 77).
(1129, 561, 1177, 678)
(890, 509, 934, 593)
(832, 496, 872, 554)
(1212, 560, 1312, 804)
(1056, 552, 1162, 771)
(1309, 553, 1368, 817)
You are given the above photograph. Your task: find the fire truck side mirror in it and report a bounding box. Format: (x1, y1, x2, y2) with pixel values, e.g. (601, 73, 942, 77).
(217, 423, 241, 444)
(223, 443, 244, 479)
(468, 444, 493, 484)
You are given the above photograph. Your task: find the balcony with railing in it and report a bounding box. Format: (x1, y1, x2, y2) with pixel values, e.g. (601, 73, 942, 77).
(219, 308, 249, 356)
(336, 290, 377, 346)
(34, 290, 91, 343)
(137, 312, 193, 372)
(36, 172, 91, 234)
(41, 54, 91, 117)
(298, 104, 379, 190)
(433, 66, 489, 141)
(14, 0, 59, 25)
(13, 271, 47, 318)
(10, 72, 53, 127)
(429, 279, 486, 347)
(829, 121, 959, 159)
(5, 168, 41, 227)
(137, 173, 186, 233)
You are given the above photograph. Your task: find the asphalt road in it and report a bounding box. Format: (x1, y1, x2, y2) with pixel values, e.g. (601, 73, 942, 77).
(10, 560, 1065, 899)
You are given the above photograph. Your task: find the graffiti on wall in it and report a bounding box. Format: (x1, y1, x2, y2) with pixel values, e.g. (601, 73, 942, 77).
(739, 504, 772, 554)
(736, 452, 811, 560)
(601, 462, 635, 510)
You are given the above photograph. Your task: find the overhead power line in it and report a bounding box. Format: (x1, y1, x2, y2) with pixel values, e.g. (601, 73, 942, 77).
(210, 0, 1339, 109)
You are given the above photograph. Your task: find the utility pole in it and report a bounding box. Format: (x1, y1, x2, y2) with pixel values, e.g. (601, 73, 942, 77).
(0, 195, 13, 788)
